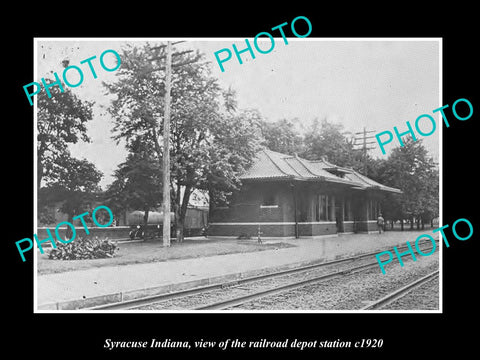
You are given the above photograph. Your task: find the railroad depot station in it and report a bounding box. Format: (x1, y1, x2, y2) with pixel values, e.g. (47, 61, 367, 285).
(37, 149, 413, 312)
(38, 149, 402, 241)
(209, 149, 401, 238)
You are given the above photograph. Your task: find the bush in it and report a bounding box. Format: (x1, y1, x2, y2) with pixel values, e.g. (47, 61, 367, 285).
(48, 236, 118, 260)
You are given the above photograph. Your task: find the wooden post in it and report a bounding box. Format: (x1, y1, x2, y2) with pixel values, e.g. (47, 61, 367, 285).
(291, 182, 299, 239)
(145, 42, 198, 246)
(162, 41, 172, 247)
(257, 225, 263, 244)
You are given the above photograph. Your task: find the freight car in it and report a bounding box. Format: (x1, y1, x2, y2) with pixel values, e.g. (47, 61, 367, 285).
(127, 207, 208, 240)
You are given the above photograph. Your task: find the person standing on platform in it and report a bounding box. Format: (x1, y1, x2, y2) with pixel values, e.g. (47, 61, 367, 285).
(377, 213, 385, 234)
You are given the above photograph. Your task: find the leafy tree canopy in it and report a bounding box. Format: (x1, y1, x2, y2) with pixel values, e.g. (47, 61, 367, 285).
(374, 137, 438, 223)
(259, 118, 304, 155)
(39, 156, 103, 225)
(104, 43, 262, 240)
(37, 85, 93, 187)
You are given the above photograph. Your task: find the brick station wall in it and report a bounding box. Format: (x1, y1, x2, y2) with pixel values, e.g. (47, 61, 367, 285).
(209, 181, 296, 238)
(343, 221, 355, 233)
(208, 223, 296, 238)
(355, 220, 379, 233)
(208, 181, 383, 238)
(298, 222, 337, 236)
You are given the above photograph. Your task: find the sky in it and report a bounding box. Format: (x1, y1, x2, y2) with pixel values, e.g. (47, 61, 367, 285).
(36, 38, 440, 189)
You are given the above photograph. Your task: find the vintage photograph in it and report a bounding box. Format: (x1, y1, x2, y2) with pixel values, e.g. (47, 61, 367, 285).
(33, 38, 441, 312)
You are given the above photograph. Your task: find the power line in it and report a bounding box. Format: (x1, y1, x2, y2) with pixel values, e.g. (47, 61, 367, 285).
(353, 127, 376, 175)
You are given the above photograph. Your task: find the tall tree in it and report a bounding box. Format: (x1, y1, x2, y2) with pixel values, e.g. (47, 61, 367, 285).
(419, 165, 439, 228)
(39, 155, 103, 237)
(375, 137, 438, 227)
(51, 156, 103, 222)
(37, 85, 93, 187)
(259, 118, 304, 155)
(105, 139, 162, 229)
(301, 118, 358, 168)
(105, 43, 261, 241)
(206, 108, 263, 211)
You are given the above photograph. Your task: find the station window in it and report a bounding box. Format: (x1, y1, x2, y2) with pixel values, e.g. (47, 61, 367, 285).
(344, 199, 353, 221)
(262, 193, 277, 206)
(315, 194, 334, 221)
(368, 200, 379, 220)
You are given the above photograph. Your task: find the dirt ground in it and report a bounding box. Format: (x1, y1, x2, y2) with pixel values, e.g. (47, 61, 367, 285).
(36, 238, 296, 275)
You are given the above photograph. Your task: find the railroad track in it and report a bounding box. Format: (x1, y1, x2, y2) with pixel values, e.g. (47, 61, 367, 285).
(89, 240, 438, 311)
(194, 261, 381, 310)
(360, 270, 439, 310)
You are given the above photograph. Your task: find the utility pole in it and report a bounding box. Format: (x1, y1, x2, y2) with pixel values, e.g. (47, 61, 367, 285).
(162, 41, 172, 247)
(353, 127, 376, 175)
(145, 41, 201, 246)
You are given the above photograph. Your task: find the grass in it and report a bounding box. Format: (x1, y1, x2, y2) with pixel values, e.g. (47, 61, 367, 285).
(37, 238, 296, 275)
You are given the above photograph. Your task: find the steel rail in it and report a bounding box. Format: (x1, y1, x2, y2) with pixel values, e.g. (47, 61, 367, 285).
(360, 270, 439, 310)
(89, 240, 437, 311)
(194, 261, 382, 310)
(88, 250, 378, 310)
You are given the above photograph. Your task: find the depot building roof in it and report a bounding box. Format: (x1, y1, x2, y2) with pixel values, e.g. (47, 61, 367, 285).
(240, 149, 401, 194)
